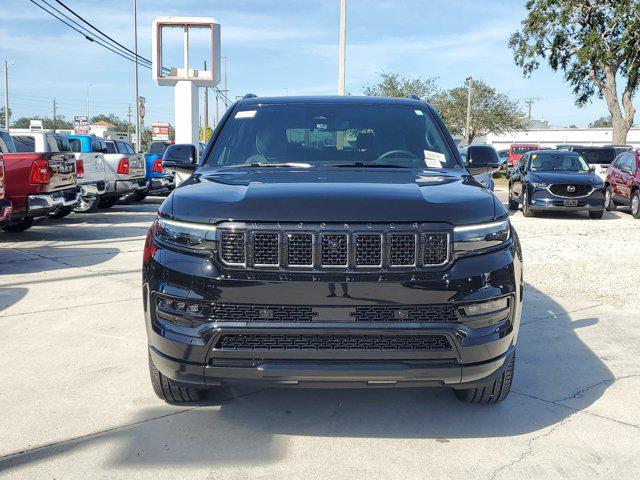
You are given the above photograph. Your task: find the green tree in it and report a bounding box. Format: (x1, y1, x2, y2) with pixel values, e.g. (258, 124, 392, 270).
(0, 106, 11, 124)
(200, 125, 213, 142)
(589, 116, 613, 128)
(509, 1, 640, 145)
(11, 115, 73, 130)
(363, 72, 438, 101)
(431, 80, 526, 144)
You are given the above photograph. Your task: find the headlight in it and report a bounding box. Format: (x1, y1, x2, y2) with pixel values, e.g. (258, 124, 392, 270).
(530, 182, 549, 188)
(154, 217, 218, 251)
(453, 219, 511, 256)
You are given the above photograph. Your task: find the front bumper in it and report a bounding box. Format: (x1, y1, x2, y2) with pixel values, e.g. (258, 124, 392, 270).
(143, 239, 523, 389)
(529, 186, 605, 211)
(0, 199, 11, 224)
(27, 188, 80, 217)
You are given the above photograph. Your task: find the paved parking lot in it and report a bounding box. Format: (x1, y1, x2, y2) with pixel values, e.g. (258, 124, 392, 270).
(1, 191, 640, 479)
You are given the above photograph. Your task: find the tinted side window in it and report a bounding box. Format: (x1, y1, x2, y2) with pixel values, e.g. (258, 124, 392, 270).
(69, 138, 82, 152)
(46, 136, 59, 152)
(13, 135, 36, 152)
(105, 142, 116, 154)
(597, 149, 615, 164)
(91, 140, 104, 153)
(124, 143, 135, 154)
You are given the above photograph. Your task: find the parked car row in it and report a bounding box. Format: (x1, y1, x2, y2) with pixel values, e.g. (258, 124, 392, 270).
(0, 128, 175, 232)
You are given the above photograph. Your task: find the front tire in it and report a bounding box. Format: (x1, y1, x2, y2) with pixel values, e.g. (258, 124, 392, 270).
(631, 191, 640, 219)
(521, 189, 535, 217)
(148, 352, 206, 403)
(508, 185, 519, 210)
(2, 217, 34, 233)
(97, 195, 119, 209)
(604, 186, 616, 211)
(454, 351, 515, 404)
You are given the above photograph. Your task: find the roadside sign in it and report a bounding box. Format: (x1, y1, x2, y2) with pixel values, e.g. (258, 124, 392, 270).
(74, 115, 89, 134)
(138, 96, 146, 120)
(151, 122, 170, 141)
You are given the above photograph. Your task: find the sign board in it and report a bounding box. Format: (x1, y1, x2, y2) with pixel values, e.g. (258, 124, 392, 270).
(29, 120, 43, 131)
(138, 96, 146, 120)
(151, 122, 171, 141)
(74, 115, 89, 134)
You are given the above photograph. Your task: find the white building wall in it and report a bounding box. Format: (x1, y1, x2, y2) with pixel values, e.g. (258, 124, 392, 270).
(486, 127, 640, 150)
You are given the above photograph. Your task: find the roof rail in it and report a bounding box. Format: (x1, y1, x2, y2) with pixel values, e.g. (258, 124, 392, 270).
(406, 94, 421, 100)
(243, 93, 258, 99)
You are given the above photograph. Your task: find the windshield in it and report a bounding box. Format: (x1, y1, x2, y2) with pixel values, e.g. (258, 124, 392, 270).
(148, 142, 168, 155)
(512, 146, 537, 155)
(530, 153, 589, 172)
(204, 103, 457, 169)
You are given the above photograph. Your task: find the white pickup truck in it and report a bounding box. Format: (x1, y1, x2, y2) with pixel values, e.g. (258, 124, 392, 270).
(99, 139, 148, 208)
(12, 131, 107, 214)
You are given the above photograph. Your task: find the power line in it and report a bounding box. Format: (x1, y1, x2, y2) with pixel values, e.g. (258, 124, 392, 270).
(28, 0, 151, 69)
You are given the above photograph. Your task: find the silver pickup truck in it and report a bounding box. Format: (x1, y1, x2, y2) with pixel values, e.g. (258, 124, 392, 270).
(93, 139, 147, 209)
(12, 131, 106, 215)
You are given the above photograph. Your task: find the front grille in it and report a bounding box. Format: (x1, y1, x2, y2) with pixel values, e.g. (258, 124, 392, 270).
(390, 234, 416, 266)
(350, 305, 458, 322)
(220, 231, 245, 265)
(355, 234, 382, 266)
(423, 232, 449, 265)
(321, 234, 348, 267)
(253, 233, 279, 266)
(218, 225, 451, 271)
(217, 334, 452, 351)
(211, 304, 317, 322)
(287, 233, 313, 266)
(549, 184, 593, 197)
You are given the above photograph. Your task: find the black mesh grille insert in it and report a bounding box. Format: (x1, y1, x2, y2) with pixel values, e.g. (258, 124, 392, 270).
(253, 233, 279, 266)
(211, 304, 316, 322)
(217, 334, 451, 351)
(549, 184, 592, 197)
(287, 233, 313, 266)
(220, 231, 245, 265)
(423, 232, 449, 265)
(321, 234, 348, 266)
(350, 305, 458, 322)
(355, 234, 382, 266)
(390, 234, 416, 266)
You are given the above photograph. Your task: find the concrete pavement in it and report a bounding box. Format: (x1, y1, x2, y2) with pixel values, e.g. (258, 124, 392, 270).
(1, 195, 639, 479)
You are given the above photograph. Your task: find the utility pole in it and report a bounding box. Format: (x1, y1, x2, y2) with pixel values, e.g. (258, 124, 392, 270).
(203, 60, 209, 139)
(222, 56, 228, 108)
(465, 76, 473, 145)
(127, 104, 132, 143)
(524, 97, 542, 119)
(215, 90, 220, 127)
(3, 60, 10, 129)
(52, 98, 57, 132)
(133, 0, 140, 152)
(86, 84, 91, 120)
(337, 0, 347, 95)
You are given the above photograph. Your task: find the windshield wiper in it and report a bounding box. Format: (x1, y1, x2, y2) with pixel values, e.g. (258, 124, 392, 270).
(330, 162, 409, 168)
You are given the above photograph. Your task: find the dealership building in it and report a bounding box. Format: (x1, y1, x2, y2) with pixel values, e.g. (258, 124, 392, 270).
(486, 126, 640, 150)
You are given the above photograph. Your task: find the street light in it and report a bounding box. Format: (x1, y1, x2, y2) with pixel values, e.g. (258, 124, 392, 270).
(465, 76, 473, 145)
(3, 60, 14, 129)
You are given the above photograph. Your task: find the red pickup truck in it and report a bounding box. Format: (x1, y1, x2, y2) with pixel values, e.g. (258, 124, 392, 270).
(0, 128, 79, 232)
(0, 153, 12, 227)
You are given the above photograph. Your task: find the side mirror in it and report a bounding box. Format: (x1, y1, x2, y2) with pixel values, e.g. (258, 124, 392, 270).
(466, 145, 500, 176)
(162, 144, 197, 172)
(589, 165, 596, 172)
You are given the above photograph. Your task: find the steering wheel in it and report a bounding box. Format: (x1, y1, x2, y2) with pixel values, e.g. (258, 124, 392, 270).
(376, 149, 416, 161)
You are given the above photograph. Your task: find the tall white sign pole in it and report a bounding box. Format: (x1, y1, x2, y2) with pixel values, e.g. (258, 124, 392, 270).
(338, 0, 347, 95)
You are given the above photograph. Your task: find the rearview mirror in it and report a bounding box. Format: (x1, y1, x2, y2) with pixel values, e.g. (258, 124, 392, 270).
(466, 145, 501, 176)
(162, 144, 197, 172)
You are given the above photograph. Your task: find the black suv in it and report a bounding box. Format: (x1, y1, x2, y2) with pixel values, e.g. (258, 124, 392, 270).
(143, 96, 523, 404)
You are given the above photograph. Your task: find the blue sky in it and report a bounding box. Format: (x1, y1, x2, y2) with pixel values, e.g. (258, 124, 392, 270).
(0, 0, 618, 128)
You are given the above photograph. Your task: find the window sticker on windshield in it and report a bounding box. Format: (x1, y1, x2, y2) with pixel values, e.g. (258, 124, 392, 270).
(414, 109, 424, 116)
(424, 150, 446, 168)
(235, 110, 257, 119)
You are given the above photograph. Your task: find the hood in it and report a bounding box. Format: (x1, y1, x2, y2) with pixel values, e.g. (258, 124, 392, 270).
(163, 167, 501, 225)
(528, 171, 602, 185)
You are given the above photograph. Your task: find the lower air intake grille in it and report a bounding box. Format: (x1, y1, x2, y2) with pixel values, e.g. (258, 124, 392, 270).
(423, 232, 449, 265)
(211, 304, 316, 322)
(350, 305, 458, 322)
(217, 334, 452, 351)
(220, 231, 245, 265)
